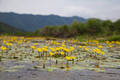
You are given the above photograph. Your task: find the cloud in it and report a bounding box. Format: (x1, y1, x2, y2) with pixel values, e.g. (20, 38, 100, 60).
(0, 0, 120, 20)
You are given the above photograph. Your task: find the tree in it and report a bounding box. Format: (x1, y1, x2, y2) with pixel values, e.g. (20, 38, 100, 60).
(85, 18, 103, 35)
(113, 19, 120, 34)
(70, 20, 80, 36)
(59, 24, 70, 37)
(102, 20, 113, 35)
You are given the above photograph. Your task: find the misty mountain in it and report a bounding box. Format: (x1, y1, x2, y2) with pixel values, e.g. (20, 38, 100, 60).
(0, 12, 86, 31)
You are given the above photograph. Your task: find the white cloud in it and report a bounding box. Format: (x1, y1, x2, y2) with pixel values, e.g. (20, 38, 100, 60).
(0, 0, 120, 20)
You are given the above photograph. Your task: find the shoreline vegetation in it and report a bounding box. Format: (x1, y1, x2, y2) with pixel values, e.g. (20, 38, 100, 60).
(1, 18, 120, 41)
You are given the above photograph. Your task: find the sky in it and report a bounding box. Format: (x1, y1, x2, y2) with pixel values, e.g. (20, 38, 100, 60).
(0, 0, 120, 21)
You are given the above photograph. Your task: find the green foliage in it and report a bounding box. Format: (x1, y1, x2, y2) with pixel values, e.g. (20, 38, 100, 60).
(113, 19, 120, 34)
(85, 18, 103, 35)
(102, 20, 113, 35)
(0, 21, 23, 35)
(33, 18, 120, 38)
(108, 35, 120, 41)
(70, 20, 80, 36)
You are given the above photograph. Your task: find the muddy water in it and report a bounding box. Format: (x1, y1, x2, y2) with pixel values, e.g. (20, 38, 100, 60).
(0, 67, 120, 80)
(0, 60, 120, 80)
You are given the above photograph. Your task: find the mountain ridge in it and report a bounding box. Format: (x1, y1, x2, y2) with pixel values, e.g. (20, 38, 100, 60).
(0, 12, 86, 31)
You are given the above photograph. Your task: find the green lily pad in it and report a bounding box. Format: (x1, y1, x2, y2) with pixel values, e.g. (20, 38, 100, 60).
(10, 65, 24, 69)
(47, 68, 54, 72)
(71, 65, 86, 70)
(5, 69, 18, 72)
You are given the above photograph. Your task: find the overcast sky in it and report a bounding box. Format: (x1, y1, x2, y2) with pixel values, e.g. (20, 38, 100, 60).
(0, 0, 120, 20)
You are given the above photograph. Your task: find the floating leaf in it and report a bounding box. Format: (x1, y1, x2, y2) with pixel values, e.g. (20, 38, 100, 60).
(47, 68, 54, 72)
(5, 69, 18, 72)
(10, 65, 24, 69)
(71, 65, 86, 70)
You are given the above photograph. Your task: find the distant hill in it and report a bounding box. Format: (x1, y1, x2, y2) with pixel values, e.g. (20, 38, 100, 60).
(0, 21, 23, 34)
(0, 12, 86, 31)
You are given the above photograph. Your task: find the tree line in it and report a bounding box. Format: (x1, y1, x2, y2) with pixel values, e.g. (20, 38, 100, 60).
(3, 18, 120, 38)
(33, 18, 120, 38)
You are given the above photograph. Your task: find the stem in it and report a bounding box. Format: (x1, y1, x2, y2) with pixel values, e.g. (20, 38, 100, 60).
(66, 61, 69, 71)
(72, 59, 74, 64)
(56, 59, 58, 64)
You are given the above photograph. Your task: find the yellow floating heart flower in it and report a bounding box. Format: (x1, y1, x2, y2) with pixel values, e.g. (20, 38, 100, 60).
(42, 48, 47, 52)
(98, 45, 103, 48)
(50, 48, 55, 52)
(1, 46, 7, 51)
(85, 47, 89, 51)
(70, 47, 74, 51)
(83, 46, 86, 48)
(71, 56, 76, 60)
(56, 47, 60, 51)
(63, 48, 69, 52)
(60, 51, 64, 55)
(44, 46, 48, 49)
(6, 43, 13, 46)
(49, 52, 54, 56)
(79, 45, 82, 48)
(31, 46, 35, 49)
(101, 51, 105, 55)
(34, 43, 38, 46)
(108, 45, 112, 48)
(37, 48, 42, 52)
(65, 56, 71, 61)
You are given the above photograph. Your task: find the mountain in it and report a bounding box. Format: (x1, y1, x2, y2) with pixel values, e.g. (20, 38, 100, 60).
(0, 21, 23, 34)
(0, 12, 86, 31)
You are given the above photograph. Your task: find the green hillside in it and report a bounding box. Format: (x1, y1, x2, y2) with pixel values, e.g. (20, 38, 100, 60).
(0, 12, 86, 31)
(0, 21, 23, 34)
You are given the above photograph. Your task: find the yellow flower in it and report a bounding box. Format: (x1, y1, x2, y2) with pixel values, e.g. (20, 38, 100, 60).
(37, 48, 42, 52)
(42, 48, 47, 52)
(63, 48, 69, 52)
(96, 49, 101, 54)
(65, 56, 71, 61)
(98, 45, 103, 48)
(49, 52, 54, 56)
(116, 41, 120, 45)
(101, 52, 105, 55)
(6, 43, 13, 46)
(56, 47, 60, 51)
(34, 43, 38, 46)
(92, 49, 97, 52)
(50, 48, 55, 52)
(79, 45, 82, 48)
(85, 47, 89, 51)
(44, 46, 48, 49)
(92, 48, 101, 54)
(62, 44, 65, 47)
(71, 56, 76, 60)
(83, 46, 86, 48)
(108, 45, 112, 48)
(106, 41, 110, 44)
(55, 52, 58, 54)
(1, 46, 7, 51)
(60, 52, 64, 55)
(70, 47, 74, 51)
(18, 41, 22, 44)
(31, 46, 35, 49)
